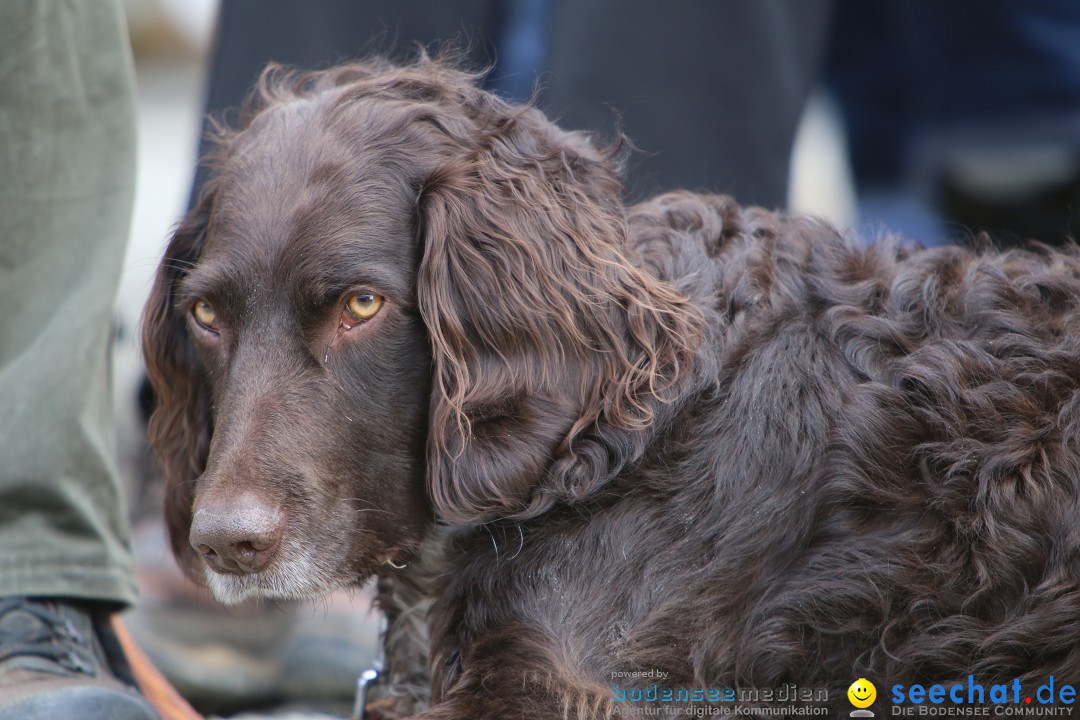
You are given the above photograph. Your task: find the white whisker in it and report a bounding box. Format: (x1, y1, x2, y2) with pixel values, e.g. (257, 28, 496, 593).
(507, 524, 525, 560)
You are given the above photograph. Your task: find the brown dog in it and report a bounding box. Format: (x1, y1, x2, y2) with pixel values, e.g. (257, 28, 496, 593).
(144, 56, 1080, 717)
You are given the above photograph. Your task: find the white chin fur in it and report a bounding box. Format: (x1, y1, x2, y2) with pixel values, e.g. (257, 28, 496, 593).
(203, 538, 346, 605)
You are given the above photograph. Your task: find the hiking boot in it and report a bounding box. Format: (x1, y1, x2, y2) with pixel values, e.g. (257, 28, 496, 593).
(0, 597, 159, 720)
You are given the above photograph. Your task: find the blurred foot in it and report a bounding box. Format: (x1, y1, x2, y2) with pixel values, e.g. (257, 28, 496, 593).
(0, 598, 159, 720)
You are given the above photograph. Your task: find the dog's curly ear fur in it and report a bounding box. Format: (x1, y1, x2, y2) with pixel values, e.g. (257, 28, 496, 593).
(416, 82, 703, 524)
(142, 188, 216, 580)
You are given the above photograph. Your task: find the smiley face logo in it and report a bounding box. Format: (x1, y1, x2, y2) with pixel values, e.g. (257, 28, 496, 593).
(848, 678, 876, 708)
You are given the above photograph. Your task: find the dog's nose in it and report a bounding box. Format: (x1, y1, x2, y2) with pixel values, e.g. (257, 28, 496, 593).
(189, 495, 284, 574)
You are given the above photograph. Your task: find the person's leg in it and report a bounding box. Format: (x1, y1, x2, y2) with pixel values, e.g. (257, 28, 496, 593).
(0, 0, 136, 607)
(0, 1, 155, 717)
(542, 0, 834, 207)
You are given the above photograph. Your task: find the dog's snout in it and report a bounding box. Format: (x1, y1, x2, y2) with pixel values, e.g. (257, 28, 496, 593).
(190, 495, 284, 574)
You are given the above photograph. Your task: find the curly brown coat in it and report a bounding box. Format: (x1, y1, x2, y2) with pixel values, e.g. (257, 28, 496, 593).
(143, 56, 1080, 718)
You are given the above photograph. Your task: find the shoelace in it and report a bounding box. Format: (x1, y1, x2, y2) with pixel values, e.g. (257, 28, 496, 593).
(0, 598, 97, 675)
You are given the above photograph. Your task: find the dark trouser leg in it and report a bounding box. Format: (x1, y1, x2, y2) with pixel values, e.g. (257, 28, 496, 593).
(543, 0, 834, 207)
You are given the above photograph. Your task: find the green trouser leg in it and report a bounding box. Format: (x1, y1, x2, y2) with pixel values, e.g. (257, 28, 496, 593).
(0, 0, 138, 606)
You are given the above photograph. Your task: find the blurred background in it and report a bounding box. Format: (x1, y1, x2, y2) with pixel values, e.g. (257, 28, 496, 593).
(111, 1, 1080, 718)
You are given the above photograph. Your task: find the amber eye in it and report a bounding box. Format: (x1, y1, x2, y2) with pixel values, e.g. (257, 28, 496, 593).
(192, 299, 219, 332)
(343, 292, 384, 326)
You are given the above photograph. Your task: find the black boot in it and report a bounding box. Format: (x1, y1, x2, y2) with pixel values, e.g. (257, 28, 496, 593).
(0, 598, 159, 720)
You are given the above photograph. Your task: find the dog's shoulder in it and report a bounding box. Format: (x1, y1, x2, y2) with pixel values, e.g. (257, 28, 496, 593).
(626, 191, 855, 310)
(626, 191, 738, 282)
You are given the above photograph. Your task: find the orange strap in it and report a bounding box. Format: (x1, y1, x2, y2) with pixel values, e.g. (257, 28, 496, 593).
(111, 616, 204, 720)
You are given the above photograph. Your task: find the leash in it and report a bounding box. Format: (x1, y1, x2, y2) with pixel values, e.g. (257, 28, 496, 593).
(111, 615, 204, 720)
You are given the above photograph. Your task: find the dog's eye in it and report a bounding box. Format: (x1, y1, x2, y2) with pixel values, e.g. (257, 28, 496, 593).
(192, 299, 220, 332)
(343, 293, 384, 326)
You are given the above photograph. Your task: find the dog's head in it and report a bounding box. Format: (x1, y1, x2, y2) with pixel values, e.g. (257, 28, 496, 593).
(143, 57, 700, 603)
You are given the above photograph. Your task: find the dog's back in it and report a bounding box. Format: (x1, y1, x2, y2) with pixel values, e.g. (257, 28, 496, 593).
(623, 191, 1080, 701)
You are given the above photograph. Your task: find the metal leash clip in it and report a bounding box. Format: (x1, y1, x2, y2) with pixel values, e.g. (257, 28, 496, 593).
(351, 615, 387, 720)
(351, 668, 381, 720)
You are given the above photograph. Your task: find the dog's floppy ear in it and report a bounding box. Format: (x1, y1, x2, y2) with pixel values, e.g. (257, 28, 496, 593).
(142, 188, 216, 580)
(416, 93, 702, 524)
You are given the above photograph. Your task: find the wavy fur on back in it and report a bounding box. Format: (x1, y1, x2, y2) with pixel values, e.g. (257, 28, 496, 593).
(143, 55, 1080, 717)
